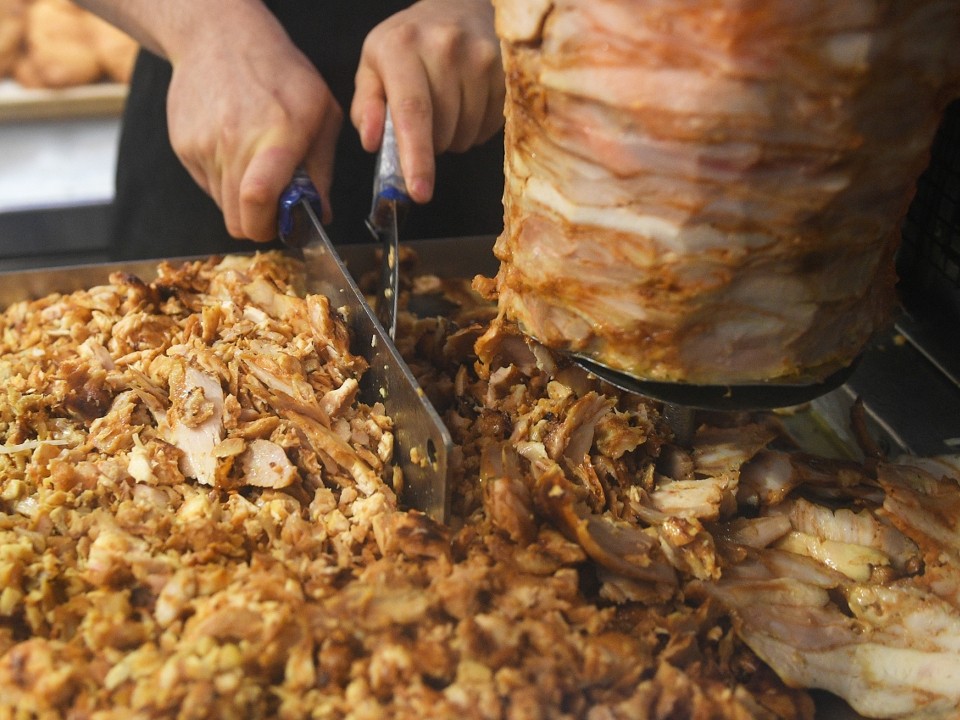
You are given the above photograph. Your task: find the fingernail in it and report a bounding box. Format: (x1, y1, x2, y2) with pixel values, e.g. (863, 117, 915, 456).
(410, 177, 432, 202)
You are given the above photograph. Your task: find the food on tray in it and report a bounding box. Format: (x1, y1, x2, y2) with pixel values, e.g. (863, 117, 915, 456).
(84, 10, 138, 84)
(491, 0, 960, 385)
(3, 0, 137, 88)
(14, 0, 99, 88)
(2, 250, 959, 718)
(0, 0, 26, 78)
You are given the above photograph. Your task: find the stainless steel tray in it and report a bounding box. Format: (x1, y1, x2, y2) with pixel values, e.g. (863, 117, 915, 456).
(2, 236, 951, 720)
(0, 236, 498, 306)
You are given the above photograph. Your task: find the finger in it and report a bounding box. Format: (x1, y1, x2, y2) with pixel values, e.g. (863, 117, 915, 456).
(183, 156, 240, 240)
(380, 56, 436, 203)
(415, 30, 469, 155)
(478, 69, 507, 143)
(303, 102, 343, 225)
(446, 44, 504, 152)
(394, 96, 437, 204)
(359, 32, 437, 202)
(219, 150, 249, 239)
(171, 124, 241, 236)
(434, 31, 502, 152)
(455, 70, 505, 154)
(360, 20, 439, 202)
(351, 64, 386, 153)
(447, 82, 485, 153)
(221, 174, 244, 239)
(238, 143, 301, 242)
(420, 60, 461, 155)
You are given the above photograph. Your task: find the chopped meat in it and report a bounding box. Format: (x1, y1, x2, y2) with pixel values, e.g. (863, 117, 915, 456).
(240, 439, 297, 488)
(697, 446, 960, 718)
(878, 462, 960, 566)
(777, 497, 921, 577)
(649, 476, 733, 521)
(2, 249, 960, 719)
(163, 362, 225, 485)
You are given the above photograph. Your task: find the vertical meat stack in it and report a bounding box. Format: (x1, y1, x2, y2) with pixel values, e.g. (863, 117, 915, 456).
(491, 0, 960, 385)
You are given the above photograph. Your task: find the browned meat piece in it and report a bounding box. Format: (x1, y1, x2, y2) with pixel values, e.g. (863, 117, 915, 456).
(698, 451, 960, 718)
(697, 552, 960, 719)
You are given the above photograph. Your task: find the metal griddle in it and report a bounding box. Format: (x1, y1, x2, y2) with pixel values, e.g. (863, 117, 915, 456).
(3, 235, 959, 719)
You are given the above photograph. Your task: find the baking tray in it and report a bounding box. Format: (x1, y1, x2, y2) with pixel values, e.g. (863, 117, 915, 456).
(0, 79, 128, 123)
(0, 237, 942, 719)
(0, 237, 495, 308)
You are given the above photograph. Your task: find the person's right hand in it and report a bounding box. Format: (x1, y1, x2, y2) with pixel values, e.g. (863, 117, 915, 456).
(351, 0, 504, 206)
(165, 8, 342, 241)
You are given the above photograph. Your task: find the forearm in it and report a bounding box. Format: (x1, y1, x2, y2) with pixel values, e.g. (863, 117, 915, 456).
(74, 0, 283, 63)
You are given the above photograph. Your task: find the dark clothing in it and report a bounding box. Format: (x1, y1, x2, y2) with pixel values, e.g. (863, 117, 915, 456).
(111, 0, 504, 260)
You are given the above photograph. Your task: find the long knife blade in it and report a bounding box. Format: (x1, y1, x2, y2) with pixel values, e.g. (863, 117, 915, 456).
(369, 206, 400, 338)
(367, 109, 409, 339)
(280, 186, 452, 522)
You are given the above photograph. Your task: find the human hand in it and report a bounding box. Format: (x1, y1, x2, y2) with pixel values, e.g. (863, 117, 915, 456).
(351, 0, 504, 204)
(165, 9, 342, 241)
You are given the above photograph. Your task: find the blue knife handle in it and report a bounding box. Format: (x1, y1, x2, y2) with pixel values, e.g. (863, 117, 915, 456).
(278, 169, 323, 244)
(371, 109, 411, 225)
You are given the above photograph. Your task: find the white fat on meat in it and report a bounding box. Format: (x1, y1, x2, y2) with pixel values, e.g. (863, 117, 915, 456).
(777, 497, 920, 576)
(705, 580, 960, 719)
(699, 453, 960, 718)
(492, 0, 960, 384)
(737, 450, 799, 508)
(648, 477, 732, 522)
(240, 439, 297, 489)
(162, 363, 225, 486)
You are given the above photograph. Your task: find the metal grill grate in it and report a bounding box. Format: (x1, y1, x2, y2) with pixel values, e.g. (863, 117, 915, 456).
(898, 98, 960, 321)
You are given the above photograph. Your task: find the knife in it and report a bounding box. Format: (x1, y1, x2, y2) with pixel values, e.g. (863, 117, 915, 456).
(278, 172, 453, 522)
(366, 109, 411, 339)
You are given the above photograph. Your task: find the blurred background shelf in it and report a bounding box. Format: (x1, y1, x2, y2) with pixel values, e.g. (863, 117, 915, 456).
(0, 79, 128, 122)
(0, 78, 122, 270)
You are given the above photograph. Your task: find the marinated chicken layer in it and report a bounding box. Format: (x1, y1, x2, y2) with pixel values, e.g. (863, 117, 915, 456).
(492, 0, 960, 385)
(1, 251, 958, 718)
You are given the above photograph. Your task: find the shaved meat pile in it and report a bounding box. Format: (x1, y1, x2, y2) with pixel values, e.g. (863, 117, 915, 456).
(2, 250, 960, 718)
(491, 0, 960, 385)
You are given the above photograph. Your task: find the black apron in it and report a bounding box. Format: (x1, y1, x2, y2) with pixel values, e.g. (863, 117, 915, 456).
(111, 0, 504, 260)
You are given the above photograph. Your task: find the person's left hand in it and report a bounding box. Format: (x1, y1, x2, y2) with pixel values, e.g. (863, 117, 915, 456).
(350, 0, 505, 204)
